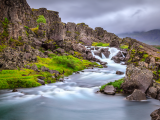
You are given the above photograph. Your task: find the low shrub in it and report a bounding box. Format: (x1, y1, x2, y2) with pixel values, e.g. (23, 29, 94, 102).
(100, 78, 124, 92)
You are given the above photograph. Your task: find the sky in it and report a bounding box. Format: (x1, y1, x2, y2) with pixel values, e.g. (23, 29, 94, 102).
(27, 0, 160, 34)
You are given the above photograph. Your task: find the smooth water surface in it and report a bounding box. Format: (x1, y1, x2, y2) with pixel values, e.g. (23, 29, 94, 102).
(0, 47, 159, 120)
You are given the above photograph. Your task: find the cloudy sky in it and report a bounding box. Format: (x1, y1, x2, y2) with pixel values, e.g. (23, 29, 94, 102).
(27, 0, 160, 34)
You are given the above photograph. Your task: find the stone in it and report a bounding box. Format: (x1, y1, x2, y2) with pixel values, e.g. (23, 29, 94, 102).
(126, 89, 146, 101)
(104, 85, 115, 95)
(122, 64, 153, 93)
(94, 51, 102, 58)
(116, 71, 124, 75)
(37, 79, 45, 85)
(147, 87, 157, 99)
(150, 109, 160, 120)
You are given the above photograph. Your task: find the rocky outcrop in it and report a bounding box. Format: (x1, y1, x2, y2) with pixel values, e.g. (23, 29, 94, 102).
(104, 85, 115, 95)
(122, 64, 153, 93)
(126, 89, 146, 101)
(150, 109, 160, 120)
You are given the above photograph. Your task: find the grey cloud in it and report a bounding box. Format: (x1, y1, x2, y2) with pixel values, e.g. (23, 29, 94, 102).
(27, 0, 160, 34)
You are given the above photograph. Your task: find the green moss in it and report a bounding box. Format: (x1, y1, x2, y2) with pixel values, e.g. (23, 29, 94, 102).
(24, 26, 29, 29)
(18, 36, 22, 41)
(120, 45, 129, 49)
(0, 18, 9, 44)
(141, 54, 149, 62)
(34, 55, 100, 76)
(92, 42, 110, 47)
(9, 38, 24, 46)
(36, 15, 46, 24)
(100, 78, 124, 92)
(75, 31, 80, 35)
(66, 31, 71, 33)
(0, 45, 7, 52)
(30, 27, 38, 34)
(0, 69, 41, 89)
(139, 45, 144, 48)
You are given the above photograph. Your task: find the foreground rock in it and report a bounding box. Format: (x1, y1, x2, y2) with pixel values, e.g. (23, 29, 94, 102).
(126, 89, 146, 101)
(150, 108, 160, 120)
(122, 64, 153, 93)
(104, 85, 115, 95)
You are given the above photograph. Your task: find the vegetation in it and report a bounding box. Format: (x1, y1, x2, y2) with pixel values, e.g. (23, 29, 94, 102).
(141, 53, 149, 62)
(0, 69, 41, 89)
(0, 45, 7, 52)
(24, 26, 29, 29)
(0, 18, 9, 44)
(120, 45, 129, 49)
(30, 27, 38, 34)
(92, 42, 110, 47)
(100, 78, 124, 92)
(34, 55, 100, 76)
(36, 15, 46, 24)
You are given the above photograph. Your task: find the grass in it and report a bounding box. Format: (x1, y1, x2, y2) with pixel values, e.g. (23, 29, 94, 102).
(141, 53, 149, 62)
(0, 45, 7, 52)
(34, 55, 100, 76)
(100, 78, 124, 92)
(0, 69, 41, 89)
(120, 45, 129, 49)
(92, 42, 110, 47)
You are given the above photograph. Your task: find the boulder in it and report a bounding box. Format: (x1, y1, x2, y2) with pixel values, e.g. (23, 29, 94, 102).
(104, 85, 115, 95)
(55, 48, 65, 54)
(126, 89, 146, 101)
(111, 56, 121, 63)
(102, 51, 110, 58)
(110, 39, 120, 48)
(150, 109, 160, 120)
(94, 51, 102, 58)
(147, 87, 157, 99)
(116, 71, 124, 75)
(37, 79, 45, 85)
(122, 64, 153, 93)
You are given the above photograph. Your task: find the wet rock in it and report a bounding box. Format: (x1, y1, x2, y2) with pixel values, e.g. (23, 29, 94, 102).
(59, 78, 64, 82)
(12, 89, 18, 92)
(104, 85, 115, 95)
(116, 71, 124, 75)
(147, 87, 157, 99)
(122, 64, 153, 93)
(37, 79, 45, 85)
(126, 89, 146, 101)
(102, 51, 110, 58)
(100, 62, 107, 65)
(95, 47, 100, 50)
(94, 51, 102, 58)
(111, 56, 121, 63)
(75, 71, 80, 74)
(150, 108, 160, 120)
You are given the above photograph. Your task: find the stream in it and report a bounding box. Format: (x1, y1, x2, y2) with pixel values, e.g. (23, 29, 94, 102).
(0, 47, 159, 120)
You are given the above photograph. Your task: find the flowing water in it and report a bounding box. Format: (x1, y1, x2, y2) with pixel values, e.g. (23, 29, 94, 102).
(0, 47, 159, 120)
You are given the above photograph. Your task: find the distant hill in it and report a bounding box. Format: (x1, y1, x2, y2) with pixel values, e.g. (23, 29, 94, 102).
(117, 29, 160, 45)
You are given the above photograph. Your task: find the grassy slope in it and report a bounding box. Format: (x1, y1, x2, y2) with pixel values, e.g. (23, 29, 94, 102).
(0, 54, 100, 89)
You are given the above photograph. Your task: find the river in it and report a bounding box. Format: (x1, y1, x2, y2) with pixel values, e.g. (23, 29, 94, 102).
(0, 47, 159, 120)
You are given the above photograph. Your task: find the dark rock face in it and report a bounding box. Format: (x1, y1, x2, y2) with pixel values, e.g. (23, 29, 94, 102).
(12, 89, 18, 92)
(126, 89, 146, 101)
(122, 64, 153, 93)
(150, 109, 160, 120)
(104, 85, 115, 95)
